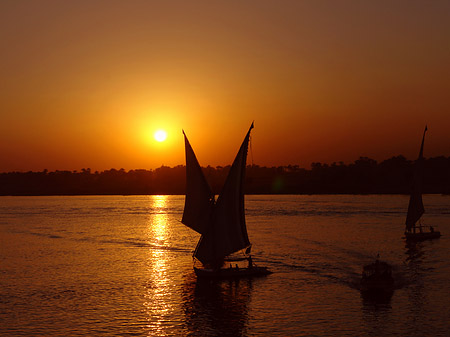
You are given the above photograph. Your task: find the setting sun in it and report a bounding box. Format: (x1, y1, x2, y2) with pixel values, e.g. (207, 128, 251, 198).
(154, 130, 167, 142)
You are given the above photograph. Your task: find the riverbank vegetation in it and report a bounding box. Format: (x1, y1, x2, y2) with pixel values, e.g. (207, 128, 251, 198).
(1, 156, 449, 195)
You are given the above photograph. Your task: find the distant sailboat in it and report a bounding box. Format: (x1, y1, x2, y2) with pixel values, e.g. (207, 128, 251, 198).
(404, 126, 441, 241)
(182, 123, 271, 278)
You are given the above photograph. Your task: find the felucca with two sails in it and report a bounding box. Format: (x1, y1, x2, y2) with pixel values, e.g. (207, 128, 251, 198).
(181, 123, 271, 278)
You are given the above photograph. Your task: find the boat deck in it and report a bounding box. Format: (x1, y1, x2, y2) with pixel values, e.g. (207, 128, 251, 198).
(405, 230, 441, 241)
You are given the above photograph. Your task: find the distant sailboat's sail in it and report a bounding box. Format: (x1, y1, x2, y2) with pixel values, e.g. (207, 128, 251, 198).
(405, 126, 427, 231)
(182, 131, 214, 235)
(195, 123, 254, 265)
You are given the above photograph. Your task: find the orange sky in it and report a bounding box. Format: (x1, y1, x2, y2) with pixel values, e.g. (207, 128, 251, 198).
(1, 1, 450, 172)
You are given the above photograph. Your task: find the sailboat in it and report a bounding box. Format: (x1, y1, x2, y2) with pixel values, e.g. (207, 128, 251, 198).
(404, 126, 441, 241)
(181, 123, 271, 279)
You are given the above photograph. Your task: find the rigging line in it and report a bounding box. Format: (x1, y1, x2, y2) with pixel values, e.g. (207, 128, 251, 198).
(249, 133, 254, 167)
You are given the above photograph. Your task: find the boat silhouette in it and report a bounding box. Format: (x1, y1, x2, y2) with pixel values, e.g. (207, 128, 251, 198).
(182, 123, 271, 279)
(404, 126, 441, 241)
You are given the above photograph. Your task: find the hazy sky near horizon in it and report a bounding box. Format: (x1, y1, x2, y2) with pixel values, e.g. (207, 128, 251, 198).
(1, 1, 450, 172)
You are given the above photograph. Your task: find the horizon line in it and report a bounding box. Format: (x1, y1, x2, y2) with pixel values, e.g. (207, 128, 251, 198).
(2, 153, 450, 174)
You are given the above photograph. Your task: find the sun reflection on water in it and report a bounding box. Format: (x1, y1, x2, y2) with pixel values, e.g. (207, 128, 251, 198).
(143, 195, 179, 335)
(151, 196, 169, 243)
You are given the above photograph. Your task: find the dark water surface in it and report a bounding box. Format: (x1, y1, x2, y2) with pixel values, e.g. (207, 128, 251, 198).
(1, 195, 449, 336)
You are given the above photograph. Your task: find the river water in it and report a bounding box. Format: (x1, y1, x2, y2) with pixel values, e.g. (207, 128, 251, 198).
(1, 195, 449, 336)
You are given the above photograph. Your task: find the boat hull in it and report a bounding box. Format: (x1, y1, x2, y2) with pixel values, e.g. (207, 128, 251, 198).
(360, 277, 394, 293)
(194, 266, 272, 279)
(360, 261, 394, 294)
(405, 230, 441, 241)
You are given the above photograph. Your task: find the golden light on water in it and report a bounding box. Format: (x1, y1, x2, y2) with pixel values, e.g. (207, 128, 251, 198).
(150, 195, 169, 242)
(144, 195, 177, 334)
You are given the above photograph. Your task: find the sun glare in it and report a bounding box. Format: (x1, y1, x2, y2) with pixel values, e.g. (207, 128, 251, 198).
(154, 130, 167, 142)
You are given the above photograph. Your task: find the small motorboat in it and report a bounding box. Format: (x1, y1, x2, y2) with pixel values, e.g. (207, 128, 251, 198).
(360, 259, 394, 293)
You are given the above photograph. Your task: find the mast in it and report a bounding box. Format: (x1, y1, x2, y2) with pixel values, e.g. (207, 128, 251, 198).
(405, 126, 427, 232)
(194, 123, 254, 265)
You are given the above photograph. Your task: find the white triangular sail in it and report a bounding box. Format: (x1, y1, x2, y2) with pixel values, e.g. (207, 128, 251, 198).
(181, 131, 214, 235)
(405, 126, 427, 231)
(194, 123, 253, 265)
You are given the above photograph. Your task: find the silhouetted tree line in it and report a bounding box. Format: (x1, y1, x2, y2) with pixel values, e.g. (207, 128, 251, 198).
(1, 156, 450, 195)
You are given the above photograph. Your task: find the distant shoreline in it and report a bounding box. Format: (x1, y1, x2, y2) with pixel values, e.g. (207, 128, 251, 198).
(1, 155, 449, 196)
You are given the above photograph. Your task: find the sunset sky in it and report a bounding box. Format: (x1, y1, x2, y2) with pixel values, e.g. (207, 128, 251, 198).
(1, 1, 450, 172)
